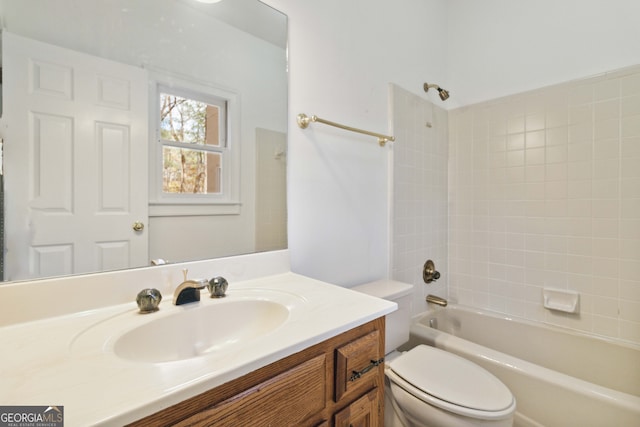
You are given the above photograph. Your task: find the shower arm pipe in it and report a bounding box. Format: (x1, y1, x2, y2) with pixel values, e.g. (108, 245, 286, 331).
(297, 113, 395, 147)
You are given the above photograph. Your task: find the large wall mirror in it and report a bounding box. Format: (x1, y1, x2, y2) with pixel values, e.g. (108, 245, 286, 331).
(0, 0, 288, 283)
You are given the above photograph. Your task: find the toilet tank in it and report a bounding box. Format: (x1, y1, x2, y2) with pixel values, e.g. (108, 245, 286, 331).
(351, 280, 414, 354)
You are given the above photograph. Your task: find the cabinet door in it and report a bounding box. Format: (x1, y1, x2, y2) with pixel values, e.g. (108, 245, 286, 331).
(176, 355, 326, 426)
(334, 389, 379, 427)
(335, 330, 382, 402)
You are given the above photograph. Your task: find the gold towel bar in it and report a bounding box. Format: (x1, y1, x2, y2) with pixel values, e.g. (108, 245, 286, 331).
(297, 113, 395, 147)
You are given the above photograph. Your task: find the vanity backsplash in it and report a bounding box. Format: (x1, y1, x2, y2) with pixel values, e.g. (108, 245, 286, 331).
(0, 250, 291, 326)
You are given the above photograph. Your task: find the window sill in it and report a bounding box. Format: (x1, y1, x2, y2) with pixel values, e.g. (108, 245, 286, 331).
(149, 202, 241, 217)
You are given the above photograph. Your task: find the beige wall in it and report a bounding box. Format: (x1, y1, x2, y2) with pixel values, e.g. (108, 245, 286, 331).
(255, 128, 288, 252)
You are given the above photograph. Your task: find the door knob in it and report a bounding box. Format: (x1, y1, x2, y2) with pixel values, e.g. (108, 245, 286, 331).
(132, 221, 144, 232)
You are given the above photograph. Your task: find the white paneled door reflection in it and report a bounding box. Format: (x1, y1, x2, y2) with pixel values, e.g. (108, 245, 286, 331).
(2, 32, 148, 280)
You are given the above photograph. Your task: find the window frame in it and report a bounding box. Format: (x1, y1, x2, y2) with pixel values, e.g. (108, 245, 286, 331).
(149, 73, 241, 217)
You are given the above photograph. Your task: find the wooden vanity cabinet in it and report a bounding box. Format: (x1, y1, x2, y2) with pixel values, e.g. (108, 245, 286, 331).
(128, 317, 385, 427)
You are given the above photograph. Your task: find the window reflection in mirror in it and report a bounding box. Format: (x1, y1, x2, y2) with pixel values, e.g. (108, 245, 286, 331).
(159, 91, 226, 195)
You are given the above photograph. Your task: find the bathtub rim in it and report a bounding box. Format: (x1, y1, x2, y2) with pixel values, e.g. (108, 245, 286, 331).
(415, 303, 640, 352)
(409, 304, 640, 416)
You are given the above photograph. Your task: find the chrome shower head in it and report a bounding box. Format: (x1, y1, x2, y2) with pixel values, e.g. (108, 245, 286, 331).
(423, 82, 450, 101)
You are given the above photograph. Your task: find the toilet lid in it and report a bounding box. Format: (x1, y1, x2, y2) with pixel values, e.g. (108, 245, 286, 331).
(389, 345, 513, 412)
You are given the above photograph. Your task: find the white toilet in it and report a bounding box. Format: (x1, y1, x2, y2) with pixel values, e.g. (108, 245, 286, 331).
(352, 280, 516, 427)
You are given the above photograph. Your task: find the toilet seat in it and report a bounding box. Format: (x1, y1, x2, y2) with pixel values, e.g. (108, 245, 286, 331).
(387, 345, 515, 420)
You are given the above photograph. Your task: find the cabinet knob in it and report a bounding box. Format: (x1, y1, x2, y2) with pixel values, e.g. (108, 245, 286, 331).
(132, 221, 145, 232)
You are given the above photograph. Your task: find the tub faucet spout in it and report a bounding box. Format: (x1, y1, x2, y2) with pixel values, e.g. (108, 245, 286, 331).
(426, 294, 448, 307)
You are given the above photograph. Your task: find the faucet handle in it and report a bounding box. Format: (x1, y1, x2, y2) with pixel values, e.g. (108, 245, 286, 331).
(207, 276, 228, 298)
(423, 259, 441, 283)
(136, 288, 162, 313)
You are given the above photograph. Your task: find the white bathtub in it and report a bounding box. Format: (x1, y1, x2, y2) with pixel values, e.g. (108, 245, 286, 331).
(408, 305, 640, 427)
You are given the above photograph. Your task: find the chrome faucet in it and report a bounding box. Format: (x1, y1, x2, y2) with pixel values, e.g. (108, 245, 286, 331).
(173, 269, 208, 305)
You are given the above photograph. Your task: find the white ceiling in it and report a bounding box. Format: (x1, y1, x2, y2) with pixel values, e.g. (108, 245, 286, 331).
(178, 0, 287, 48)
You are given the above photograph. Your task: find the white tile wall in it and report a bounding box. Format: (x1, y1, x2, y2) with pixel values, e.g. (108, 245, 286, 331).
(391, 85, 449, 315)
(449, 66, 640, 345)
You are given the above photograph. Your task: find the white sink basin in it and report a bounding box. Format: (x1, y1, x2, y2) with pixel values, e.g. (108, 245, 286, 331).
(114, 300, 289, 363)
(70, 289, 300, 364)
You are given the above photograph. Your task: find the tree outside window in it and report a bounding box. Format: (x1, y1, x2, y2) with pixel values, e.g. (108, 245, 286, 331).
(159, 92, 226, 194)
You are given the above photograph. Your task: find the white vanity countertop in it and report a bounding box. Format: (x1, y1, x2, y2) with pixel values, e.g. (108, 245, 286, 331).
(0, 272, 395, 426)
